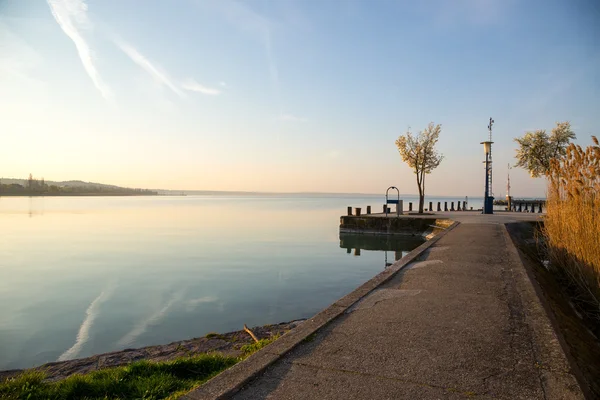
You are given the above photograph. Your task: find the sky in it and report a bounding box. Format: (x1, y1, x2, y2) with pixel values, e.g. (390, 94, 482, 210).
(1, 0, 599, 196)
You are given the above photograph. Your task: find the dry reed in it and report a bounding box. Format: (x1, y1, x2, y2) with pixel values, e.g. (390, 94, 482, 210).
(543, 136, 600, 316)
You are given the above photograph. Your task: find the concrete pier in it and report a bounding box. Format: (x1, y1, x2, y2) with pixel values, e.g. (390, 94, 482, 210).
(186, 212, 582, 400)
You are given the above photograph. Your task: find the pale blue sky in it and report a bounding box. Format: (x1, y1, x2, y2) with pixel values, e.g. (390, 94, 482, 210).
(1, 0, 598, 196)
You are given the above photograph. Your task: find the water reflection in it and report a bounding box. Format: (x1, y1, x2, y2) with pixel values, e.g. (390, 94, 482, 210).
(0, 196, 426, 370)
(339, 233, 425, 268)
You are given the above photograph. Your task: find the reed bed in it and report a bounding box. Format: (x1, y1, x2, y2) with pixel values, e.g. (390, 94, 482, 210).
(543, 136, 600, 316)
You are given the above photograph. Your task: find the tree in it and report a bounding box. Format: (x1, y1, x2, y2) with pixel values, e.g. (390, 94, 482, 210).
(395, 123, 444, 213)
(514, 121, 575, 178)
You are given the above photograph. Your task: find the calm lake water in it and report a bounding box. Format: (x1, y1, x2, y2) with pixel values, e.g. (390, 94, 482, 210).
(0, 194, 468, 370)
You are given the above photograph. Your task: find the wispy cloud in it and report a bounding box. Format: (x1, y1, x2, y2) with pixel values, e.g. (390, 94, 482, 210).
(0, 22, 44, 86)
(181, 79, 221, 95)
(116, 40, 185, 97)
(211, 1, 279, 93)
(47, 0, 112, 100)
(117, 41, 220, 98)
(279, 113, 307, 122)
(58, 285, 115, 361)
(117, 290, 184, 347)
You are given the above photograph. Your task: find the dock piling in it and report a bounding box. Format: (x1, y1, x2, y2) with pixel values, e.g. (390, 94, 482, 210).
(437, 202, 441, 211)
(450, 202, 455, 211)
(354, 207, 362, 216)
(409, 202, 413, 212)
(444, 202, 448, 211)
(429, 201, 433, 212)
(366, 205, 371, 214)
(347, 206, 352, 216)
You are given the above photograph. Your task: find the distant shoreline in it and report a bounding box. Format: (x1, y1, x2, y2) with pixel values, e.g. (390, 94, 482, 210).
(0, 193, 158, 197)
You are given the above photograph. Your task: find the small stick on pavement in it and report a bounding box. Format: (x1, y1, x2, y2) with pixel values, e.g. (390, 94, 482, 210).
(243, 324, 259, 343)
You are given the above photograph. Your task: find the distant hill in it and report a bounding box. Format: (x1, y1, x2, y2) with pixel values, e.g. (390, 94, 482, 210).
(0, 178, 122, 189)
(0, 177, 157, 196)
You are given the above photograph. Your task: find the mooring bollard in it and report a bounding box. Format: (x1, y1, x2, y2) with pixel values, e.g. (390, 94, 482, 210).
(408, 202, 413, 212)
(538, 203, 543, 213)
(355, 207, 361, 216)
(366, 205, 371, 214)
(444, 201, 448, 211)
(429, 201, 433, 212)
(457, 202, 461, 211)
(450, 202, 455, 211)
(347, 206, 352, 216)
(437, 202, 441, 211)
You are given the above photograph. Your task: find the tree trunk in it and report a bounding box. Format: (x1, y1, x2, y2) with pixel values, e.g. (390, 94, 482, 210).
(418, 172, 425, 213)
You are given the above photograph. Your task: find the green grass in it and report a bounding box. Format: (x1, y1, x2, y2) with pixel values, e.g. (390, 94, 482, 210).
(239, 335, 279, 356)
(1, 334, 283, 400)
(204, 332, 225, 340)
(0, 353, 236, 400)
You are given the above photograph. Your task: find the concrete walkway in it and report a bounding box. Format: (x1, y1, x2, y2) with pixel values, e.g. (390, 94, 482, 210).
(230, 221, 583, 399)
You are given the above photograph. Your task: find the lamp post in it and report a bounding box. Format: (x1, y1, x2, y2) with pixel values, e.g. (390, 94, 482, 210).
(481, 140, 494, 214)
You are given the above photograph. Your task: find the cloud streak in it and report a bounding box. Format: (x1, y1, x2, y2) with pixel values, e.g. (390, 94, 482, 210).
(116, 40, 185, 97)
(117, 290, 184, 347)
(211, 1, 279, 93)
(181, 79, 221, 95)
(58, 286, 115, 361)
(0, 22, 44, 86)
(117, 41, 220, 97)
(47, 0, 112, 100)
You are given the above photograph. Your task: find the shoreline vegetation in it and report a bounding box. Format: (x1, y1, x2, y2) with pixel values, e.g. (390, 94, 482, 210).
(0, 176, 157, 196)
(544, 138, 600, 319)
(0, 321, 302, 400)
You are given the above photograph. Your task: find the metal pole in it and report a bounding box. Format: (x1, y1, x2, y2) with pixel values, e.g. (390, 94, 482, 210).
(484, 152, 490, 214)
(488, 118, 494, 198)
